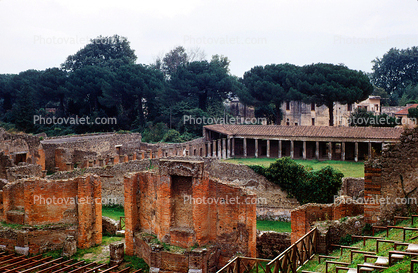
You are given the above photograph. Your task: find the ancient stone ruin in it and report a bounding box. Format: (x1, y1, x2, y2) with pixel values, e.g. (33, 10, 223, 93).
(124, 160, 256, 272)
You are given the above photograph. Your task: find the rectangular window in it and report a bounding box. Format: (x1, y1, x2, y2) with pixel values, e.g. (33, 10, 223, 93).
(312, 118, 315, 126)
(311, 103, 315, 111)
(347, 104, 352, 111)
(286, 101, 290, 111)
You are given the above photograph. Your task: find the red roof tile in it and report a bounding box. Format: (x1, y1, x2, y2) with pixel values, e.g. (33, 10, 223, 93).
(395, 104, 418, 115)
(204, 125, 403, 141)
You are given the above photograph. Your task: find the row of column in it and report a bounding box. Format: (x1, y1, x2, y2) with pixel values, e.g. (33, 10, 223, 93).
(206, 138, 382, 162)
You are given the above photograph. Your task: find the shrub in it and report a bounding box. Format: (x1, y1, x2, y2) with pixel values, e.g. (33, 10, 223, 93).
(251, 158, 343, 204)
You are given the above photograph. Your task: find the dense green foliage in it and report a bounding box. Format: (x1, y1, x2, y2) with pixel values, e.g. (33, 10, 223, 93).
(250, 157, 343, 204)
(371, 47, 418, 106)
(239, 63, 373, 126)
(299, 63, 373, 126)
(0, 34, 384, 139)
(0, 38, 237, 140)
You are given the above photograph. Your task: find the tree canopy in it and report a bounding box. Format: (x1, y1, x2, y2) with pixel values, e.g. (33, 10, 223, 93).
(371, 47, 418, 105)
(238, 63, 302, 124)
(300, 63, 373, 126)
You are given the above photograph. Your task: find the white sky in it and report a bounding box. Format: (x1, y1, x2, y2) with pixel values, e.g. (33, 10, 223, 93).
(1, 0, 418, 77)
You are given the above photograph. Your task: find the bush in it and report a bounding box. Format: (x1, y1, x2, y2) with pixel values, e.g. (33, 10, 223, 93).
(251, 158, 343, 204)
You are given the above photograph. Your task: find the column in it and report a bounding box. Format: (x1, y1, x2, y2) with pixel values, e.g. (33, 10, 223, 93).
(227, 138, 231, 158)
(212, 140, 216, 157)
(342, 142, 346, 161)
(222, 138, 226, 159)
(368, 142, 372, 159)
(278, 140, 282, 158)
(328, 142, 332, 160)
(315, 141, 319, 160)
(243, 138, 247, 157)
(207, 142, 211, 157)
(231, 138, 235, 157)
(255, 139, 258, 158)
(355, 142, 358, 162)
(303, 141, 306, 160)
(266, 140, 270, 158)
(218, 139, 222, 158)
(290, 140, 294, 159)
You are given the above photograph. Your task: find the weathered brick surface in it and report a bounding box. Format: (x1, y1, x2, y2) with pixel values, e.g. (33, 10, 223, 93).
(125, 160, 256, 272)
(1, 174, 102, 250)
(256, 231, 291, 259)
(0, 226, 77, 254)
(291, 198, 363, 244)
(364, 128, 418, 224)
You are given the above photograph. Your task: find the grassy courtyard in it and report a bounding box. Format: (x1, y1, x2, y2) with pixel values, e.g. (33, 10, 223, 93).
(256, 220, 291, 233)
(102, 205, 125, 221)
(224, 158, 364, 178)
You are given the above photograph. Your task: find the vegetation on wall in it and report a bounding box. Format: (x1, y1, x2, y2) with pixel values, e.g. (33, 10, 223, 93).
(250, 157, 344, 204)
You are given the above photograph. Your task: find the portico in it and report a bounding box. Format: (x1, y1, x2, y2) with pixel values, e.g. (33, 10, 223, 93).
(203, 125, 403, 161)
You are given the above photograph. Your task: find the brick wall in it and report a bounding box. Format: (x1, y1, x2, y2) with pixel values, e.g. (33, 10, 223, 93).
(0, 226, 77, 254)
(291, 197, 363, 244)
(256, 231, 291, 259)
(125, 160, 256, 271)
(340, 177, 365, 198)
(1, 174, 102, 250)
(363, 128, 418, 225)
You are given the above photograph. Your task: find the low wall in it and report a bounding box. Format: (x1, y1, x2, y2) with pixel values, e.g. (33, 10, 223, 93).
(340, 177, 364, 198)
(291, 196, 364, 243)
(0, 225, 77, 255)
(256, 231, 291, 259)
(1, 174, 102, 249)
(6, 164, 42, 182)
(135, 234, 220, 273)
(313, 215, 366, 254)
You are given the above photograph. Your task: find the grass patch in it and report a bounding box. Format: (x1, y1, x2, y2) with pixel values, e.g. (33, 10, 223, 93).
(225, 158, 364, 178)
(256, 221, 291, 233)
(300, 219, 418, 272)
(102, 205, 125, 221)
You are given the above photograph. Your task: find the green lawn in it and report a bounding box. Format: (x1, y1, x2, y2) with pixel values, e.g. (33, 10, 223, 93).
(102, 205, 125, 221)
(256, 220, 291, 233)
(224, 158, 364, 178)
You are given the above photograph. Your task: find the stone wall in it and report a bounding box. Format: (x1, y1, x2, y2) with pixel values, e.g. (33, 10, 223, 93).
(340, 177, 365, 198)
(47, 158, 300, 214)
(41, 132, 142, 171)
(364, 127, 418, 225)
(0, 225, 77, 255)
(0, 128, 45, 173)
(290, 196, 364, 243)
(0, 174, 102, 250)
(205, 161, 300, 219)
(6, 164, 43, 182)
(125, 160, 257, 272)
(313, 215, 366, 254)
(256, 231, 291, 259)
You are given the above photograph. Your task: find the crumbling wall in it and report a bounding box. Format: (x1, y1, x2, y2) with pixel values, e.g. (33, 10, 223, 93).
(6, 164, 42, 182)
(0, 152, 13, 179)
(0, 128, 45, 171)
(125, 160, 257, 270)
(41, 132, 142, 171)
(313, 215, 366, 254)
(1, 174, 101, 249)
(256, 231, 291, 259)
(290, 196, 364, 243)
(364, 127, 418, 224)
(340, 177, 365, 198)
(205, 161, 300, 220)
(0, 226, 77, 255)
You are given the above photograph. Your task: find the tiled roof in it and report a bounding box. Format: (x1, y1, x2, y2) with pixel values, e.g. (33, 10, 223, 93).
(204, 124, 404, 140)
(395, 104, 418, 115)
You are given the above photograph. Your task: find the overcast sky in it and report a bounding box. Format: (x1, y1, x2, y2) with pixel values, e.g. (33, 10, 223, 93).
(1, 0, 417, 77)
